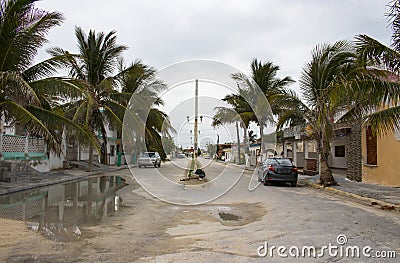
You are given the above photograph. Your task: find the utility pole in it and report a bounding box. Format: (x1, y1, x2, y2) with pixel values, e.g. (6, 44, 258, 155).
(236, 121, 241, 164)
(193, 79, 199, 158)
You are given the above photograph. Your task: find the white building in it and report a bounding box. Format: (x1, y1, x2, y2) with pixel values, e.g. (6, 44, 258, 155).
(1, 118, 120, 171)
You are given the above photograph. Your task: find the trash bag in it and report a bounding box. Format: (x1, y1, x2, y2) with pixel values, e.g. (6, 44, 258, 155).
(194, 169, 206, 178)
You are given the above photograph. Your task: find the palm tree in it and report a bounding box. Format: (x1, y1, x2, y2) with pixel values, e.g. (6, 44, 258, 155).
(274, 41, 360, 186)
(49, 27, 129, 170)
(245, 59, 295, 117)
(213, 91, 256, 155)
(115, 59, 175, 160)
(351, 0, 400, 135)
(248, 130, 257, 144)
(274, 39, 400, 186)
(212, 101, 249, 164)
(230, 59, 294, 160)
(0, 0, 97, 154)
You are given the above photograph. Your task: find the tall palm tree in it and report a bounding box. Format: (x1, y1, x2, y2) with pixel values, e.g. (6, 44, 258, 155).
(274, 39, 400, 186)
(341, 1, 400, 136)
(49, 27, 129, 170)
(214, 90, 256, 155)
(246, 59, 295, 115)
(212, 101, 249, 164)
(273, 41, 357, 186)
(116, 59, 174, 159)
(351, 0, 400, 135)
(0, 0, 97, 154)
(230, 59, 293, 159)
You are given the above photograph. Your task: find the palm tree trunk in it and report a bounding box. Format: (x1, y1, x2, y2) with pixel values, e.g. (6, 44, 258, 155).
(243, 126, 248, 155)
(88, 143, 93, 172)
(259, 125, 264, 163)
(319, 156, 336, 186)
(317, 136, 337, 186)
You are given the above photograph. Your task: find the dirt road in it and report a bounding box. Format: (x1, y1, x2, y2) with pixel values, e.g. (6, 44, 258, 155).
(1, 161, 399, 262)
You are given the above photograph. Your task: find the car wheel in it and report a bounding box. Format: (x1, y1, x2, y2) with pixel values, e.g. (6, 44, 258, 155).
(158, 162, 161, 168)
(291, 181, 297, 187)
(263, 174, 269, 186)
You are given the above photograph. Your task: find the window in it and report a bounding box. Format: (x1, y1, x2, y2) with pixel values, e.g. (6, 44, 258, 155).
(334, 145, 345, 157)
(265, 158, 293, 166)
(366, 126, 377, 165)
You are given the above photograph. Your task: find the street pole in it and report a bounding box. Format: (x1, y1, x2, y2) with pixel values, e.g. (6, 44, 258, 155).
(193, 79, 199, 158)
(236, 121, 241, 164)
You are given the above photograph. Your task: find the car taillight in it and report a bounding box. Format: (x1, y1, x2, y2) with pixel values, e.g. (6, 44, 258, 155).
(292, 167, 297, 172)
(268, 165, 275, 172)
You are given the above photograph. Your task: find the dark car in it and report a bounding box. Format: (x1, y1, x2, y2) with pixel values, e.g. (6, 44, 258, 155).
(137, 152, 161, 168)
(257, 158, 298, 187)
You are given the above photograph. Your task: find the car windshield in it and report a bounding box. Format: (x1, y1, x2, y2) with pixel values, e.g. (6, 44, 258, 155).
(266, 158, 293, 166)
(145, 152, 156, 158)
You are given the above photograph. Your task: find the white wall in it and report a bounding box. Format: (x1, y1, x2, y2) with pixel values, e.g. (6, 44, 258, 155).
(329, 137, 347, 169)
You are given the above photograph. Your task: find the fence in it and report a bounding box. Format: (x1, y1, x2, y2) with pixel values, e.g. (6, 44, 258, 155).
(0, 193, 46, 220)
(0, 134, 47, 160)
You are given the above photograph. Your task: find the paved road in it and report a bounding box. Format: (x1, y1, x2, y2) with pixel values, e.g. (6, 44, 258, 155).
(128, 157, 248, 205)
(2, 160, 399, 262)
(114, 160, 400, 262)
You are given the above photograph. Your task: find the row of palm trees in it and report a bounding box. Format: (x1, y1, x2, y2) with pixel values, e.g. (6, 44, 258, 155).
(212, 59, 294, 164)
(0, 0, 172, 171)
(214, 2, 400, 186)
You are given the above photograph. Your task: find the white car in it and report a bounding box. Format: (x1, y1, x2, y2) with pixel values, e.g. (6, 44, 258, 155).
(137, 152, 161, 168)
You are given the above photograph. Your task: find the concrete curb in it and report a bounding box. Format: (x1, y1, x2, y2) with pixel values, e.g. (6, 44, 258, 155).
(0, 175, 86, 195)
(0, 165, 129, 195)
(304, 182, 400, 212)
(213, 161, 256, 171)
(86, 165, 128, 177)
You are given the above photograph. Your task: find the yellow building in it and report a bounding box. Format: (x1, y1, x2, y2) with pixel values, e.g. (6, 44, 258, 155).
(362, 126, 400, 187)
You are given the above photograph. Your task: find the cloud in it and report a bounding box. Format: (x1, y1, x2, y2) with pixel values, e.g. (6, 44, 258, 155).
(36, 0, 392, 84)
(33, 0, 394, 144)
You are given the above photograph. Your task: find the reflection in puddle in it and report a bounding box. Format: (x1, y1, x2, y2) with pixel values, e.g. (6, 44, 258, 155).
(0, 176, 127, 242)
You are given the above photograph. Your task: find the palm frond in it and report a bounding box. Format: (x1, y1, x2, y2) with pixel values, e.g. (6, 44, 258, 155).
(0, 0, 64, 72)
(355, 34, 400, 71)
(364, 105, 400, 136)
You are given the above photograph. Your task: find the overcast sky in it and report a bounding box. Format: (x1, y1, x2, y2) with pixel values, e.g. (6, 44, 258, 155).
(35, 0, 394, 148)
(36, 0, 392, 82)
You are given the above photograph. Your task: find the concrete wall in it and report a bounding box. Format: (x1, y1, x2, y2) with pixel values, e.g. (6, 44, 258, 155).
(362, 129, 400, 187)
(329, 137, 347, 169)
(107, 141, 117, 165)
(295, 152, 305, 168)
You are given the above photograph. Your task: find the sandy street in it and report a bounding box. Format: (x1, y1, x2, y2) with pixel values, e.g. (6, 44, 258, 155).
(1, 160, 399, 262)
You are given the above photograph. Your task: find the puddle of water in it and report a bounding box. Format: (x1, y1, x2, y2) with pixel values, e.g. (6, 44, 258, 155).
(0, 175, 127, 242)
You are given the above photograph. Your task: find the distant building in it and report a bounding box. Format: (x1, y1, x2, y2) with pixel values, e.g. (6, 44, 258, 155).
(282, 122, 400, 187)
(0, 120, 64, 172)
(281, 123, 352, 174)
(0, 118, 120, 171)
(66, 124, 119, 166)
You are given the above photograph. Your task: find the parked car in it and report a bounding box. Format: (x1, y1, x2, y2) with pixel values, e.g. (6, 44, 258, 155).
(257, 158, 298, 187)
(203, 154, 210, 159)
(137, 152, 161, 168)
(177, 153, 186, 158)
